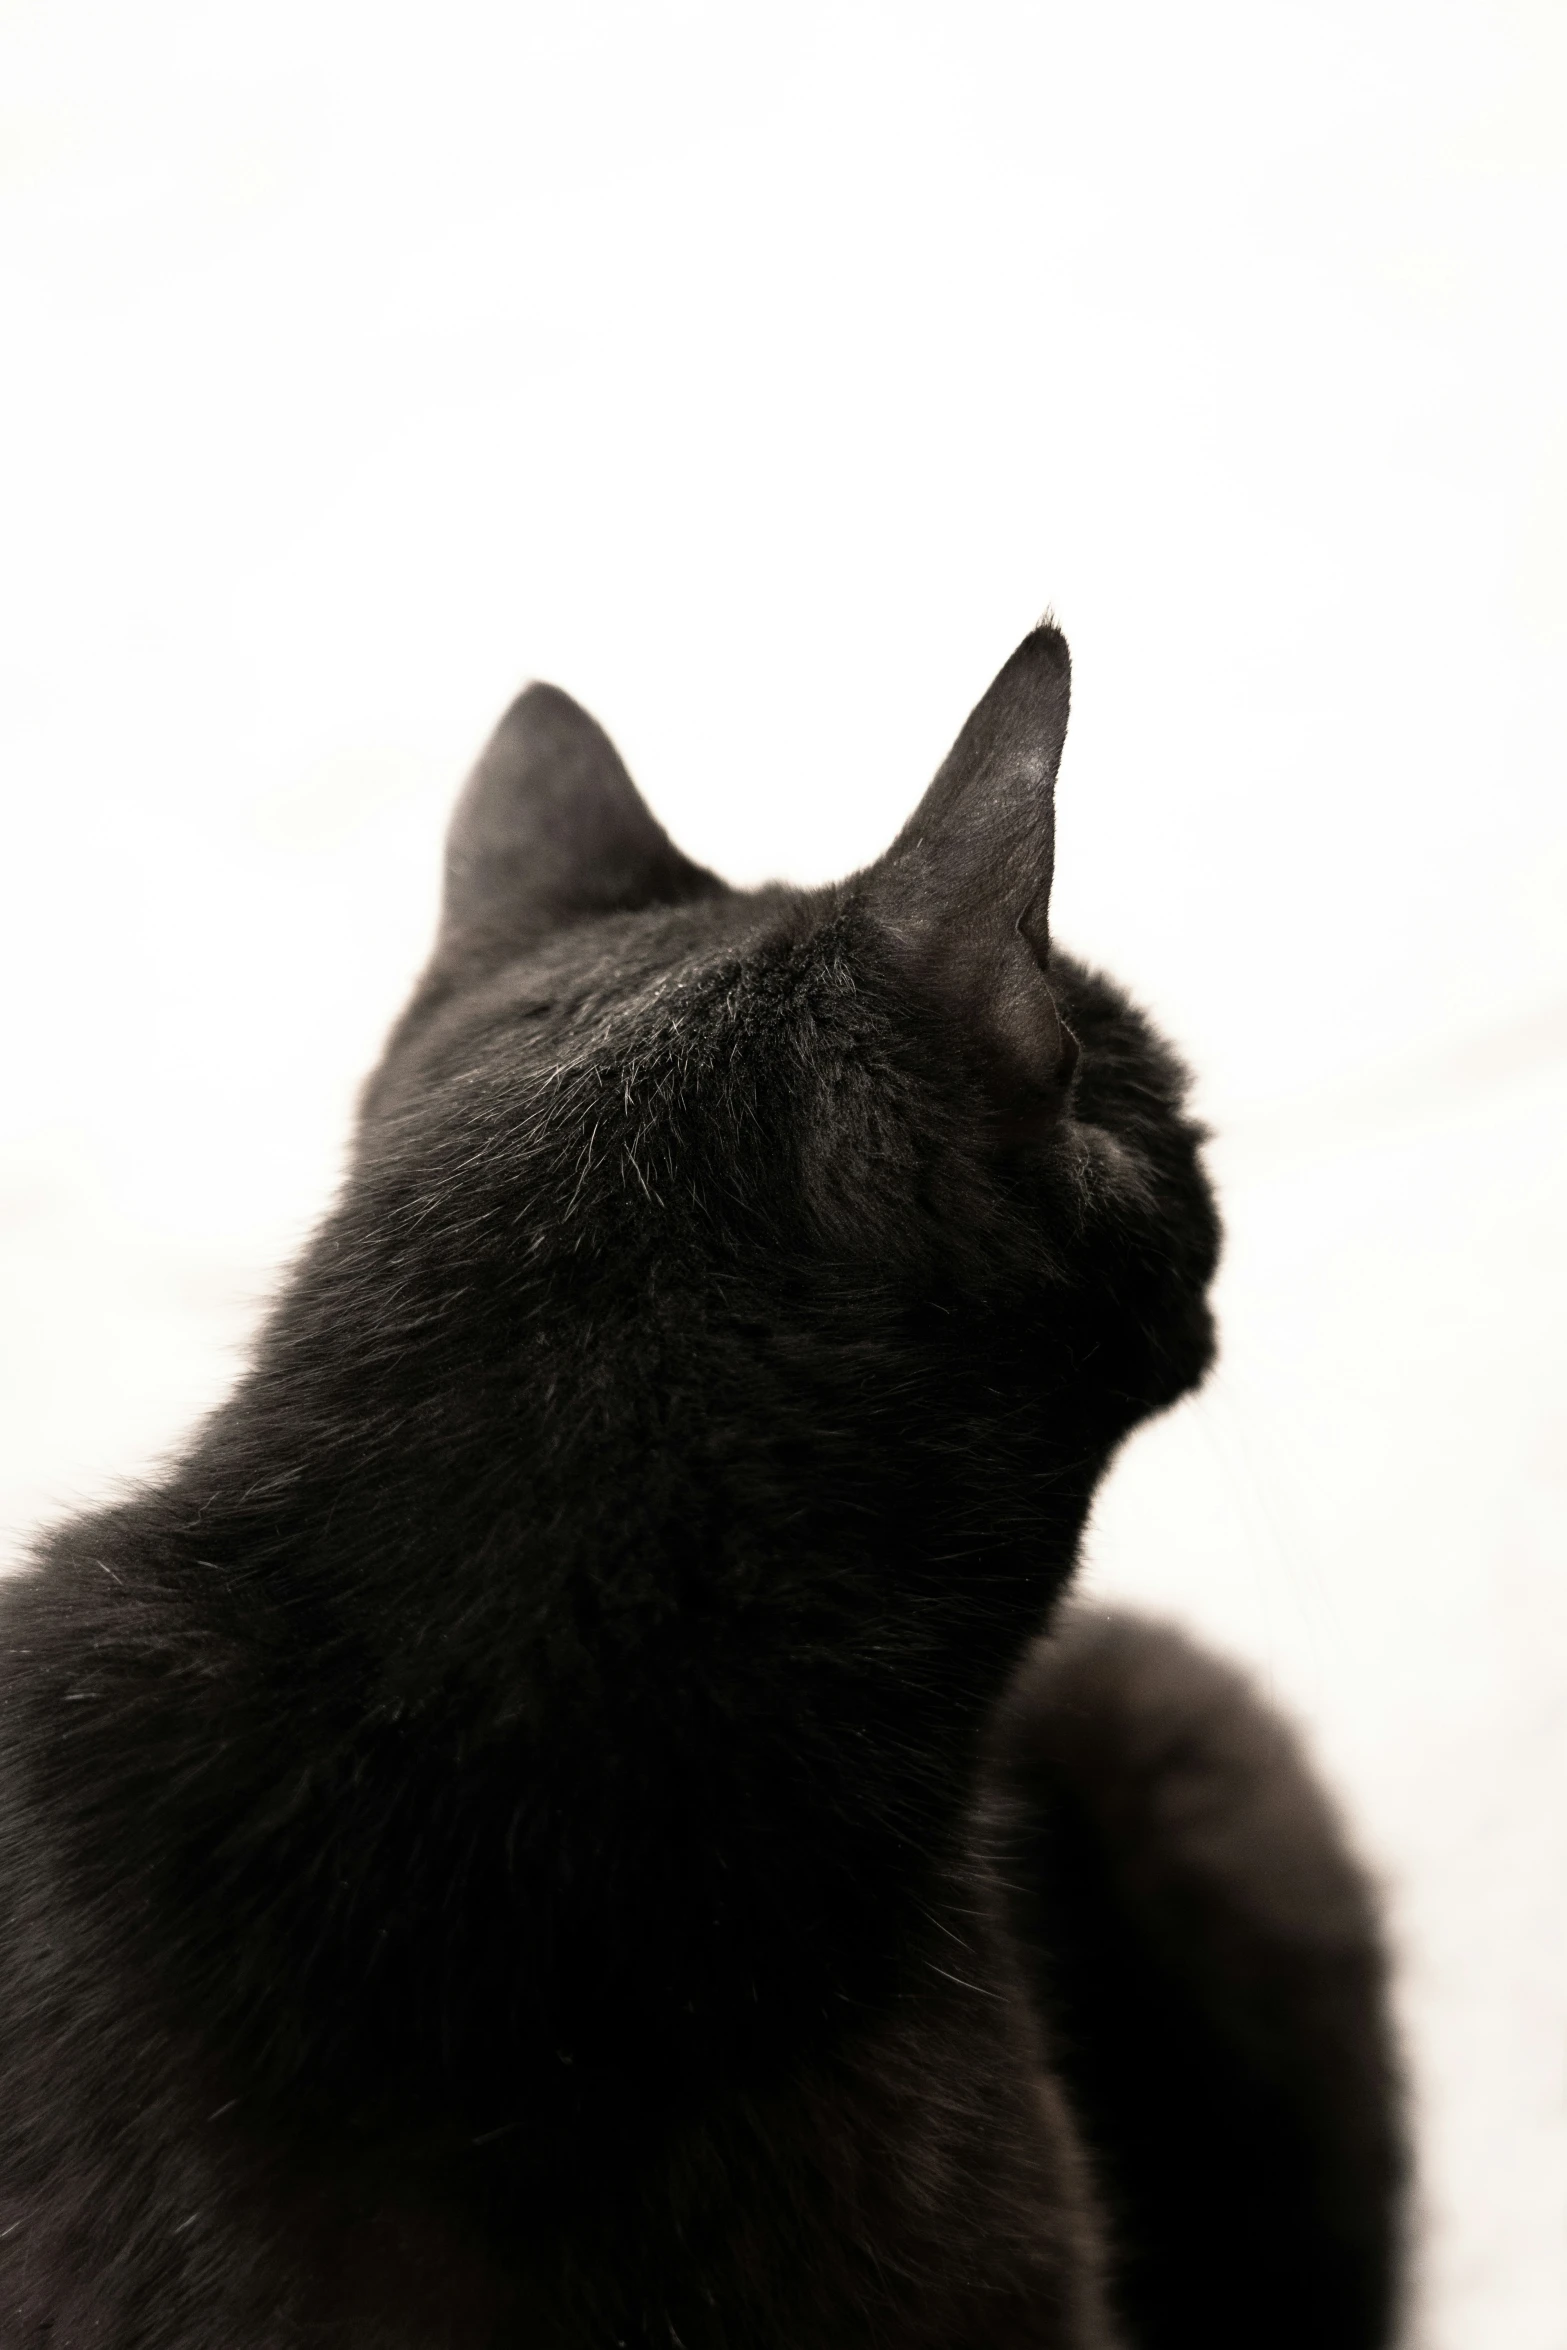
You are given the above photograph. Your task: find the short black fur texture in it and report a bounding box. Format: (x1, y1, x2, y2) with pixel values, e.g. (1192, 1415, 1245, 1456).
(0, 629, 1403, 2345)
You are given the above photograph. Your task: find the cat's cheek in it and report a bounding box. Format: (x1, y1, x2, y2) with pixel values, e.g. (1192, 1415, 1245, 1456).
(1062, 1122, 1160, 1218)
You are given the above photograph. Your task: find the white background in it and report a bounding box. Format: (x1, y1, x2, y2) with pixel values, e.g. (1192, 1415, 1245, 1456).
(2, 5, 1564, 2341)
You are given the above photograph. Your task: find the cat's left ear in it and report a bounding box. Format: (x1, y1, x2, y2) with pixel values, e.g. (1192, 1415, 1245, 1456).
(865, 624, 1077, 1125)
(434, 684, 722, 976)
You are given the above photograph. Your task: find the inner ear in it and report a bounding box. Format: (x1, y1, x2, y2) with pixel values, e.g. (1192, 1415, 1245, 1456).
(864, 624, 1077, 1129)
(435, 683, 723, 975)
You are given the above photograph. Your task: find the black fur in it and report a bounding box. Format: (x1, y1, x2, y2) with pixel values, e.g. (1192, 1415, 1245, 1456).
(0, 628, 1403, 2345)
(990, 1610, 1405, 2348)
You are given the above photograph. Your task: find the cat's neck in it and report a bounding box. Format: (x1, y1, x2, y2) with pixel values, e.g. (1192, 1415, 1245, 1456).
(17, 1407, 1099, 2143)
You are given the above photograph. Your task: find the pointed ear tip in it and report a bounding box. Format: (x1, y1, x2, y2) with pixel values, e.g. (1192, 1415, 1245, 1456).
(1022, 618, 1070, 677)
(501, 680, 581, 724)
(481, 679, 611, 757)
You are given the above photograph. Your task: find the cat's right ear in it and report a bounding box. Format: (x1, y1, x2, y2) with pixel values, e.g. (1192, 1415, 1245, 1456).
(864, 624, 1078, 1129)
(434, 684, 722, 975)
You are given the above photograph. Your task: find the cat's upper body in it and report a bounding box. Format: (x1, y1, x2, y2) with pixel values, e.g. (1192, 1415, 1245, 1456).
(1, 628, 1373, 2350)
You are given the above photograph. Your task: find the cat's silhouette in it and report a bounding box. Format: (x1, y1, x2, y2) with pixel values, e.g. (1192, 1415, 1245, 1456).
(0, 628, 1403, 2346)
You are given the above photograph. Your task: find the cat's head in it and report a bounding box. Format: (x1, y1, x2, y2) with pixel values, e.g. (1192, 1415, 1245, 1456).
(347, 628, 1218, 1603)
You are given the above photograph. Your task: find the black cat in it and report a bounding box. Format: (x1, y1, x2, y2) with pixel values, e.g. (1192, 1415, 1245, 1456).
(0, 628, 1403, 2346)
